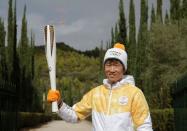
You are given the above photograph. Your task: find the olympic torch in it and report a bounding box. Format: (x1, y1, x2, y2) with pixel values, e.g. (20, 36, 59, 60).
(44, 25, 58, 112)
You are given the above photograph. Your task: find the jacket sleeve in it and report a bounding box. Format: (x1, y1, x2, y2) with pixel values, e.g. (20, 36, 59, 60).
(73, 90, 92, 120)
(131, 90, 153, 131)
(57, 102, 78, 123)
(57, 90, 92, 123)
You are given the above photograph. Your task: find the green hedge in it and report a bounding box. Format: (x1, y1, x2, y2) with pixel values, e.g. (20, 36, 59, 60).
(18, 112, 52, 129)
(51, 113, 62, 120)
(151, 108, 174, 131)
(174, 108, 187, 131)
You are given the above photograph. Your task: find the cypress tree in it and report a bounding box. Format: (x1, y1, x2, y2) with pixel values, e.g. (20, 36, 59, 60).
(182, 0, 187, 18)
(157, 0, 162, 21)
(30, 32, 35, 80)
(171, 0, 180, 20)
(118, 0, 127, 44)
(138, 0, 150, 93)
(110, 27, 115, 47)
(19, 5, 29, 76)
(12, 0, 20, 85)
(128, 0, 136, 76)
(114, 23, 119, 45)
(106, 41, 110, 49)
(99, 41, 104, 83)
(151, 5, 156, 23)
(19, 5, 32, 111)
(0, 19, 8, 80)
(7, 0, 14, 80)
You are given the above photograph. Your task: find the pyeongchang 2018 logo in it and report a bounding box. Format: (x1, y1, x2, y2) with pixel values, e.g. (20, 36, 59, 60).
(119, 96, 128, 105)
(109, 50, 121, 57)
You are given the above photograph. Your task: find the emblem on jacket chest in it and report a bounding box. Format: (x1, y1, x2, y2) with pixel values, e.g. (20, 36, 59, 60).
(118, 96, 128, 105)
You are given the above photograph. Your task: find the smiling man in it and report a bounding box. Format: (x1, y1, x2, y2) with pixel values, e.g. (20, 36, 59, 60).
(47, 43, 153, 131)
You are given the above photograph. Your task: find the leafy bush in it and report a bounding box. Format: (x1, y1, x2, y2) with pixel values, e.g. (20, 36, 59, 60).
(18, 112, 52, 129)
(151, 108, 174, 131)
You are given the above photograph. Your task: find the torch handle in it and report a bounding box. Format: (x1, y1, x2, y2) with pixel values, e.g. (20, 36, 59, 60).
(52, 100, 58, 112)
(49, 67, 58, 112)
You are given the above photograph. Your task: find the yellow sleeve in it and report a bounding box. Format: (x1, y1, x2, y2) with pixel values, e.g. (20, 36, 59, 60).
(73, 90, 93, 120)
(131, 89, 150, 127)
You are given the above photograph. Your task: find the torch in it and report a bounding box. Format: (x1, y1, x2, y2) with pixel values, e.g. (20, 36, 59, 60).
(44, 25, 58, 112)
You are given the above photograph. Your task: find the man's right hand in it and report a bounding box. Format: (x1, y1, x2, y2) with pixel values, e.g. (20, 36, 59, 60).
(47, 89, 61, 102)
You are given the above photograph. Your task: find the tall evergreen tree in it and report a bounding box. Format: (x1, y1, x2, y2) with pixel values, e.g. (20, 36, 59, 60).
(12, 0, 20, 85)
(19, 5, 33, 111)
(98, 41, 104, 83)
(138, 0, 150, 93)
(19, 5, 29, 67)
(7, 0, 14, 80)
(157, 0, 162, 21)
(182, 0, 187, 18)
(171, 0, 181, 21)
(110, 27, 115, 47)
(151, 5, 156, 23)
(118, 0, 127, 44)
(114, 23, 119, 46)
(106, 41, 110, 49)
(128, 0, 136, 76)
(30, 32, 35, 80)
(99, 40, 104, 71)
(0, 19, 8, 80)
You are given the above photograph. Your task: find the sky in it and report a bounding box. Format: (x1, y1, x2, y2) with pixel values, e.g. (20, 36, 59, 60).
(0, 0, 119, 51)
(0, 0, 174, 51)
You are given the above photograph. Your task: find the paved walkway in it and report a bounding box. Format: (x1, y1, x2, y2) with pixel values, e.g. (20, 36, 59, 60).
(21, 120, 92, 131)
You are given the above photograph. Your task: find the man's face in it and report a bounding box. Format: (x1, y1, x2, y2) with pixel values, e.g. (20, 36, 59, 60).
(104, 59, 124, 84)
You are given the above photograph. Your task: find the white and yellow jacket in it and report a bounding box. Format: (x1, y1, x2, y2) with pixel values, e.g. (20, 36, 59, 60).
(57, 75, 153, 131)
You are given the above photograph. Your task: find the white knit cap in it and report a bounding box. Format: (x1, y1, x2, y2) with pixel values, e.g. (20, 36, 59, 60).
(104, 43, 127, 70)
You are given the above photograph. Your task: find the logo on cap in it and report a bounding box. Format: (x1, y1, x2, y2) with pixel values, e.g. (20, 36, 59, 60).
(109, 50, 121, 57)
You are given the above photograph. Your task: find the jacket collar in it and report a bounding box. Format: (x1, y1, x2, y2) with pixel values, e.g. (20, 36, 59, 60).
(103, 75, 135, 89)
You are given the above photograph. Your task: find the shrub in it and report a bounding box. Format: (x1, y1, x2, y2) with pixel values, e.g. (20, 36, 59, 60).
(151, 108, 174, 131)
(18, 112, 52, 129)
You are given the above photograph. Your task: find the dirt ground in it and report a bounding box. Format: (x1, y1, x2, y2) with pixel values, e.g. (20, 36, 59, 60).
(21, 120, 92, 131)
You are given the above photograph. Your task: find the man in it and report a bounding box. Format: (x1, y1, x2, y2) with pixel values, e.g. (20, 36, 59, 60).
(47, 43, 153, 131)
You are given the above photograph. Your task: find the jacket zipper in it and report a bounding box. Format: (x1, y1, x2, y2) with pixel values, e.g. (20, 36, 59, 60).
(107, 88, 112, 115)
